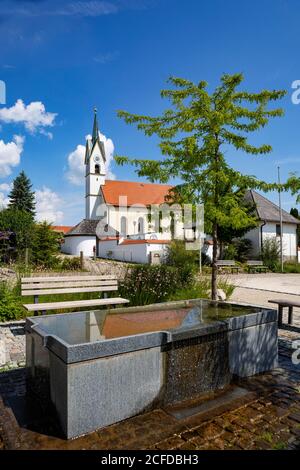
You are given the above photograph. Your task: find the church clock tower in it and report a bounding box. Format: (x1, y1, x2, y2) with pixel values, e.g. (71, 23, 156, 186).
(85, 108, 106, 219)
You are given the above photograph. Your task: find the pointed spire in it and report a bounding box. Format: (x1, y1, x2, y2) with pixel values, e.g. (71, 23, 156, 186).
(92, 107, 99, 144)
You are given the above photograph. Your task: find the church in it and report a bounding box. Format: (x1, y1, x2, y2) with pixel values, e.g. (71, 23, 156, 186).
(62, 110, 184, 263)
(62, 110, 300, 263)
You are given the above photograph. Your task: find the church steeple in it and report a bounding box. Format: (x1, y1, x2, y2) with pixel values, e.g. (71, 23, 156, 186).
(85, 107, 106, 220)
(92, 107, 99, 145)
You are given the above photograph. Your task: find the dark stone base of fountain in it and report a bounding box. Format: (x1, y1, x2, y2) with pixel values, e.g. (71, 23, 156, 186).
(162, 332, 231, 405)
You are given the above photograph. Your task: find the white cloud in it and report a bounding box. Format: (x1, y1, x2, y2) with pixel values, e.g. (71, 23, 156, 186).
(93, 51, 119, 64)
(66, 132, 115, 186)
(0, 99, 57, 135)
(0, 181, 12, 209)
(0, 135, 24, 177)
(66, 144, 86, 186)
(0, 182, 12, 192)
(0, 192, 9, 209)
(35, 186, 64, 224)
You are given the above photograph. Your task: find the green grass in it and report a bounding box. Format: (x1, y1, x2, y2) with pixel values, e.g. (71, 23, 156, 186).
(168, 277, 235, 301)
(283, 262, 300, 273)
(273, 442, 288, 450)
(260, 432, 273, 444)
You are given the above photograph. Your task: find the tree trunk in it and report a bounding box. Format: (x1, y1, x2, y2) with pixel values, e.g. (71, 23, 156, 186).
(211, 222, 218, 300)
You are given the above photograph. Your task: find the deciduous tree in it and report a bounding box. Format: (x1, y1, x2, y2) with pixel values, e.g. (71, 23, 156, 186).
(116, 74, 286, 299)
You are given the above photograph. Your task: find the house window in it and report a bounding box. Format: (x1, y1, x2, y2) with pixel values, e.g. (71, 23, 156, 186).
(138, 217, 144, 235)
(120, 216, 127, 236)
(276, 224, 281, 237)
(95, 164, 100, 174)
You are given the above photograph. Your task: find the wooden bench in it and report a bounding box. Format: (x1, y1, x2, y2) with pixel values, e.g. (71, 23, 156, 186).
(216, 260, 241, 274)
(268, 299, 300, 327)
(21, 275, 129, 316)
(246, 260, 268, 273)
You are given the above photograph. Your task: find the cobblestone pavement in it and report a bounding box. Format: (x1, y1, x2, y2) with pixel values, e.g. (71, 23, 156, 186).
(0, 322, 25, 369)
(0, 340, 299, 450)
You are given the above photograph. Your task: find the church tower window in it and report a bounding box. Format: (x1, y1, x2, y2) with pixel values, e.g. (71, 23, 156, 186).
(95, 164, 100, 174)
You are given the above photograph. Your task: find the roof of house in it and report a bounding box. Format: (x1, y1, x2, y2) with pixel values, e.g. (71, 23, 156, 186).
(245, 190, 300, 224)
(101, 180, 173, 206)
(65, 219, 117, 237)
(51, 226, 73, 234)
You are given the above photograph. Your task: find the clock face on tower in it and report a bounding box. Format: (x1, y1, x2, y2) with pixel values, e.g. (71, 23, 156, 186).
(94, 155, 100, 163)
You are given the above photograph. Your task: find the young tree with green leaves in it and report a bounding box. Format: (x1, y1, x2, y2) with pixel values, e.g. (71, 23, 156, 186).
(116, 73, 287, 299)
(8, 171, 35, 218)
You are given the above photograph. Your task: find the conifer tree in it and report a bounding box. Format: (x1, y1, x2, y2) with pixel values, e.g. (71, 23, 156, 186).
(8, 171, 35, 218)
(116, 73, 287, 299)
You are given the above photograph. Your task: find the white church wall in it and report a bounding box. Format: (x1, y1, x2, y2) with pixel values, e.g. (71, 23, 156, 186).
(98, 239, 148, 263)
(98, 240, 170, 264)
(62, 236, 96, 257)
(107, 204, 175, 240)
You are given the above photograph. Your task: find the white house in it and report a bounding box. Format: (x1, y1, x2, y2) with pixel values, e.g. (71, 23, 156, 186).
(243, 190, 299, 261)
(62, 110, 185, 262)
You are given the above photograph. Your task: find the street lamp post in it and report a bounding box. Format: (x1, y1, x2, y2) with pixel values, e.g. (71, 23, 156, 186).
(278, 166, 284, 273)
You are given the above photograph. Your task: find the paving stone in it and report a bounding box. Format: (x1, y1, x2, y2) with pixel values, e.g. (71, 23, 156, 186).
(289, 412, 300, 423)
(194, 422, 224, 440)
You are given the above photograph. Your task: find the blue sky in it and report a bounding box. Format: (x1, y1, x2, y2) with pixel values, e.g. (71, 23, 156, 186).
(0, 0, 299, 225)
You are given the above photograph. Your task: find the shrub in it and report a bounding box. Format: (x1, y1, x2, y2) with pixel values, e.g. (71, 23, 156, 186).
(222, 238, 252, 262)
(218, 279, 235, 298)
(261, 237, 280, 271)
(165, 240, 197, 285)
(233, 238, 252, 262)
(283, 262, 300, 273)
(0, 282, 24, 322)
(168, 277, 235, 301)
(58, 257, 82, 271)
(168, 278, 210, 301)
(223, 244, 237, 260)
(119, 264, 180, 306)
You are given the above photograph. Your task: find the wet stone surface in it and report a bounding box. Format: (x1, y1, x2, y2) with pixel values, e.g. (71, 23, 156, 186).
(0, 336, 299, 450)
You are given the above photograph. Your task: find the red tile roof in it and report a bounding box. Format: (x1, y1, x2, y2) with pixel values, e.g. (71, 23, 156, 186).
(51, 226, 73, 234)
(101, 180, 173, 206)
(120, 239, 170, 245)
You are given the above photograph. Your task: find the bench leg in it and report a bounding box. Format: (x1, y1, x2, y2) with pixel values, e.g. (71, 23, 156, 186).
(288, 306, 293, 325)
(278, 306, 283, 327)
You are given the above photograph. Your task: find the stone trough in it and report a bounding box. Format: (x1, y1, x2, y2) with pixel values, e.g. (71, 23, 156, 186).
(25, 299, 278, 439)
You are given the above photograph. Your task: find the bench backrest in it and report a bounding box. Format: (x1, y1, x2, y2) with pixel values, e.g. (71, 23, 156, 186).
(216, 260, 236, 266)
(21, 275, 118, 297)
(246, 260, 264, 266)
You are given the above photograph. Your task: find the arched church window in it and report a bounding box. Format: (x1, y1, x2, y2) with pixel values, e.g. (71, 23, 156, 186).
(95, 164, 100, 174)
(120, 216, 127, 237)
(138, 217, 144, 235)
